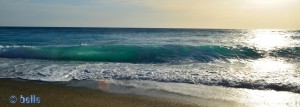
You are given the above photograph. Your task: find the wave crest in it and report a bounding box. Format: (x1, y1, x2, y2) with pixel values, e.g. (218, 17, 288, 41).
(0, 45, 263, 63)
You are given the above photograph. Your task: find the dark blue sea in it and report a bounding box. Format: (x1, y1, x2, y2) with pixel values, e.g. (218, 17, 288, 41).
(0, 27, 300, 93)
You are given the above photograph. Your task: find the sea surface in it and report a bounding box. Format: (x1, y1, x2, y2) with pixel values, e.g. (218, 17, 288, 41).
(1, 27, 300, 93)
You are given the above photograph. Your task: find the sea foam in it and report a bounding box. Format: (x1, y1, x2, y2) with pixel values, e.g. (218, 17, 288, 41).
(1, 58, 300, 93)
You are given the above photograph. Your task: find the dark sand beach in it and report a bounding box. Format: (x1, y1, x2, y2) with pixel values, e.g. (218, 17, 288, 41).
(0, 79, 197, 107)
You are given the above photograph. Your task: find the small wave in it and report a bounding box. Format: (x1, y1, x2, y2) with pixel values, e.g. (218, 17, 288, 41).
(270, 47, 300, 60)
(0, 45, 263, 63)
(0, 45, 35, 48)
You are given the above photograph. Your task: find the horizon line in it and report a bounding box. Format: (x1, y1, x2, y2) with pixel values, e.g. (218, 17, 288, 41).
(0, 26, 298, 30)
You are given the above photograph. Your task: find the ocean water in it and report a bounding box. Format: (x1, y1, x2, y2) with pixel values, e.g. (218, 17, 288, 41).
(1, 27, 300, 93)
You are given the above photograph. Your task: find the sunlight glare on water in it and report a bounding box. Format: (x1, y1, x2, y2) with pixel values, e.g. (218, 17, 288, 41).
(241, 30, 297, 74)
(249, 58, 293, 72)
(240, 89, 300, 107)
(246, 30, 291, 50)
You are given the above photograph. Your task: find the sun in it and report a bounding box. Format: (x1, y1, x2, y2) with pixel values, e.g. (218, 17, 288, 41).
(242, 0, 290, 7)
(253, 0, 284, 5)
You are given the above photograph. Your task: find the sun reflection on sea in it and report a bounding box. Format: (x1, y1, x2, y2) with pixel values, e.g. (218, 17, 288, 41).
(238, 30, 299, 106)
(245, 30, 291, 50)
(249, 58, 293, 72)
(243, 30, 296, 73)
(240, 89, 300, 107)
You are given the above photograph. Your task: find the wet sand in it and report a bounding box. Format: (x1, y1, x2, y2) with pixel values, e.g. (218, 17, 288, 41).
(0, 79, 197, 107)
(1, 79, 300, 107)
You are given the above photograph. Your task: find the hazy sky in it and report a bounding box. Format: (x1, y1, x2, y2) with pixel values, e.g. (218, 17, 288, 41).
(0, 0, 299, 29)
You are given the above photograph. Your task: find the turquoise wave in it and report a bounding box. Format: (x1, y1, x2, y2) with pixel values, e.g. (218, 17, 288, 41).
(0, 45, 263, 63)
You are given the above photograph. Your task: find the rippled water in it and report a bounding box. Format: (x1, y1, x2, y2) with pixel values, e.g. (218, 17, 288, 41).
(0, 27, 300, 93)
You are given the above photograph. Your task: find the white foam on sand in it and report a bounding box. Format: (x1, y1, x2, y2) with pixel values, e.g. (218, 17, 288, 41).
(67, 80, 300, 107)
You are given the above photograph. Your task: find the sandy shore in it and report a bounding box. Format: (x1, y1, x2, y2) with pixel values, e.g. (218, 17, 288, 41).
(1, 79, 300, 107)
(0, 79, 197, 107)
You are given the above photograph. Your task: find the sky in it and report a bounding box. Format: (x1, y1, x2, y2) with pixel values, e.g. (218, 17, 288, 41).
(0, 0, 299, 29)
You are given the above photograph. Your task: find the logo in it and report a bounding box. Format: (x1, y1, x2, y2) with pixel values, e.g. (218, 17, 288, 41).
(8, 95, 40, 104)
(19, 95, 40, 104)
(9, 95, 17, 104)
(98, 80, 109, 91)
